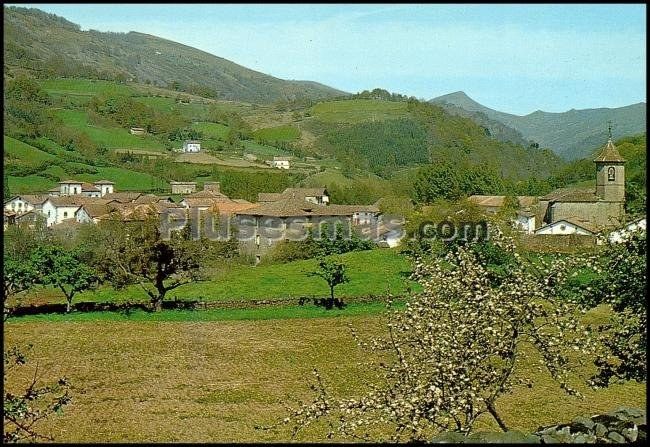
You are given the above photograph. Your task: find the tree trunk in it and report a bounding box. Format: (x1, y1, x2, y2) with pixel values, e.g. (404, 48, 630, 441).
(152, 299, 163, 312)
(66, 299, 72, 313)
(325, 286, 334, 310)
(487, 402, 509, 432)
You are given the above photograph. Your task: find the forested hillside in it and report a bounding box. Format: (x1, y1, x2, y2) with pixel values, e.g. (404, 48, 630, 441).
(3, 6, 346, 103)
(431, 91, 646, 160)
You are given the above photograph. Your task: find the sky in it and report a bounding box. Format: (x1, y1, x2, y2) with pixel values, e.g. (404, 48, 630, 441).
(13, 3, 647, 115)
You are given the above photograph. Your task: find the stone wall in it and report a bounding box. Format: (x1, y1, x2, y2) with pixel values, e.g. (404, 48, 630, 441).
(430, 407, 645, 443)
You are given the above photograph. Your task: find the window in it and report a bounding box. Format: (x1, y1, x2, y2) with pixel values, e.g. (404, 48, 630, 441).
(48, 211, 51, 217)
(607, 167, 615, 181)
(63, 211, 68, 218)
(560, 224, 566, 231)
(11, 203, 15, 210)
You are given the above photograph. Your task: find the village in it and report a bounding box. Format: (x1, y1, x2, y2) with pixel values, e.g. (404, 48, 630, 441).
(3, 135, 645, 253)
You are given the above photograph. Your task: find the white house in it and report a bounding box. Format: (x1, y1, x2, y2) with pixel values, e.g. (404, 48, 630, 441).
(58, 180, 84, 196)
(607, 217, 646, 244)
(93, 180, 115, 196)
(182, 140, 201, 153)
(534, 218, 597, 236)
(514, 210, 536, 234)
(41, 197, 85, 227)
(269, 156, 290, 169)
(4, 195, 48, 215)
(170, 181, 197, 195)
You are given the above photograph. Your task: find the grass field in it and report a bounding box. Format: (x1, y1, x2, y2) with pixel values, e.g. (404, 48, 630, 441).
(241, 140, 291, 159)
(53, 109, 166, 151)
(6, 175, 56, 195)
(3, 305, 644, 442)
(311, 99, 409, 124)
(252, 125, 300, 142)
(4, 135, 57, 165)
(18, 249, 417, 307)
(191, 122, 229, 140)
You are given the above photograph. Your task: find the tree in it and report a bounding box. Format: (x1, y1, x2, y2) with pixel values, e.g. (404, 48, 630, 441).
(3, 345, 71, 443)
(3, 257, 37, 320)
(30, 246, 98, 313)
(573, 229, 646, 386)
(269, 230, 596, 441)
(99, 217, 202, 312)
(308, 256, 349, 310)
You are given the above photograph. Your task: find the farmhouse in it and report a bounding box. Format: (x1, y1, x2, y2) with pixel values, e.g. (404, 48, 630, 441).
(181, 140, 201, 153)
(49, 179, 115, 198)
(129, 127, 147, 135)
(534, 218, 598, 236)
(267, 156, 290, 169)
(235, 193, 380, 258)
(170, 181, 197, 195)
(42, 196, 88, 227)
(4, 194, 49, 214)
(258, 187, 330, 205)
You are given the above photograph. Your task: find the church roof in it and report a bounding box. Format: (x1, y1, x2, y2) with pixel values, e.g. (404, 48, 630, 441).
(539, 187, 600, 203)
(593, 138, 625, 163)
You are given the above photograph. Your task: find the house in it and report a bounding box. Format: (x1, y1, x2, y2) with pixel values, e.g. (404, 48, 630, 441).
(130, 127, 147, 135)
(235, 195, 381, 257)
(41, 196, 87, 227)
(102, 192, 145, 203)
(257, 187, 330, 205)
(268, 156, 290, 169)
(534, 218, 598, 236)
(170, 181, 197, 195)
(75, 202, 115, 224)
(182, 140, 201, 153)
(538, 136, 625, 230)
(514, 210, 536, 234)
(93, 180, 115, 196)
(607, 217, 646, 244)
(4, 194, 49, 214)
(54, 179, 115, 197)
(14, 210, 44, 228)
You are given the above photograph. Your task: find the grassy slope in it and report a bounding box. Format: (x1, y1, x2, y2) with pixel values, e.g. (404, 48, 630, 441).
(3, 135, 167, 193)
(310, 99, 408, 123)
(4, 305, 643, 442)
(18, 249, 417, 306)
(53, 109, 166, 151)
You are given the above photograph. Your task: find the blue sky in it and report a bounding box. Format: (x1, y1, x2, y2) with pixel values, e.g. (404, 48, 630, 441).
(14, 4, 647, 115)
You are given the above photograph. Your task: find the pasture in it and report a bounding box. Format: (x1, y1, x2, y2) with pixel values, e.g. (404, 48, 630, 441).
(311, 99, 408, 124)
(52, 109, 166, 151)
(16, 249, 417, 307)
(4, 305, 644, 442)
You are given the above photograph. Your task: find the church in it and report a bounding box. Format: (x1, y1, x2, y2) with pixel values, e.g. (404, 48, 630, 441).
(535, 134, 626, 235)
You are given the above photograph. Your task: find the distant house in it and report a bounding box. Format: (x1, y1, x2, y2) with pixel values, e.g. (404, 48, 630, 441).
(534, 218, 598, 236)
(170, 181, 197, 195)
(268, 156, 290, 169)
(258, 187, 329, 205)
(514, 210, 536, 234)
(4, 195, 49, 214)
(42, 197, 86, 227)
(53, 179, 114, 197)
(182, 140, 201, 153)
(130, 127, 147, 135)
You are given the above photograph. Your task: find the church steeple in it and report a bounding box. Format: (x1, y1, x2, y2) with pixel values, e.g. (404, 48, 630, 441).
(594, 126, 625, 202)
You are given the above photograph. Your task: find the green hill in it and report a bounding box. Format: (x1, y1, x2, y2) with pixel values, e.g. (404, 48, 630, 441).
(4, 6, 346, 104)
(430, 91, 646, 160)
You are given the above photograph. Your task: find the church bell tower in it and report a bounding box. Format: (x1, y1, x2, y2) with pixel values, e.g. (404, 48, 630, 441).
(594, 124, 625, 203)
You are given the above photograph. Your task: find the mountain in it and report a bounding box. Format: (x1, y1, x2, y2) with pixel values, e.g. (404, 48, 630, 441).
(430, 91, 646, 160)
(3, 6, 347, 104)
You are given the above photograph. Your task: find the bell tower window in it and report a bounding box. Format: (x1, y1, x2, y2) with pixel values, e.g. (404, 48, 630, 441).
(607, 167, 615, 181)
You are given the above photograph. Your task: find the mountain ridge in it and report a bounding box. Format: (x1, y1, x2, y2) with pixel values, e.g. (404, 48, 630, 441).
(3, 6, 347, 104)
(430, 91, 646, 160)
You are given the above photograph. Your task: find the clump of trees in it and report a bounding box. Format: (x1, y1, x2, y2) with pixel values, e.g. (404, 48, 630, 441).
(264, 229, 598, 441)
